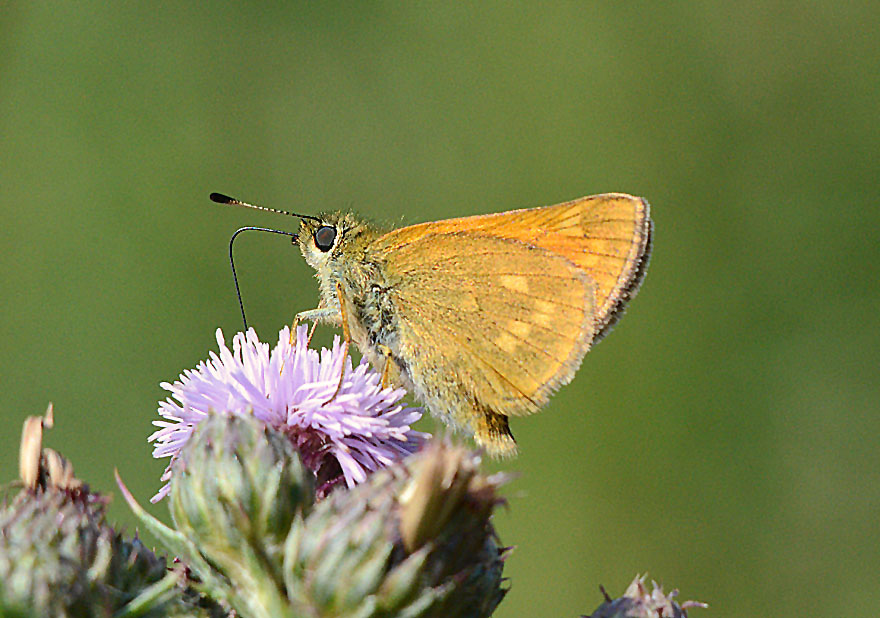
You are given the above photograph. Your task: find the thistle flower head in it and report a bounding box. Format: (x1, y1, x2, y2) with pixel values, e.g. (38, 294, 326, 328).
(150, 325, 427, 501)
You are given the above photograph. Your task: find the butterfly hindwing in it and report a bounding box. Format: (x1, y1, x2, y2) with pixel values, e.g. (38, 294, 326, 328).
(370, 231, 596, 418)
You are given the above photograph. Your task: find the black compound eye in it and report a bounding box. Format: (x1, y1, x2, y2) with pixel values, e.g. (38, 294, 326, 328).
(313, 225, 337, 252)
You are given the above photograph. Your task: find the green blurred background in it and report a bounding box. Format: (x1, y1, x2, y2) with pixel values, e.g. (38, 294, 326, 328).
(1, 3, 877, 616)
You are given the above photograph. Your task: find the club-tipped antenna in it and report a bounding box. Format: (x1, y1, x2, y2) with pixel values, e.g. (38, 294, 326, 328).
(210, 192, 322, 224)
(213, 192, 322, 330)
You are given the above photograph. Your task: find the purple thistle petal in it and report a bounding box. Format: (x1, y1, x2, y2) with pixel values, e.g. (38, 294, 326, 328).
(150, 325, 428, 502)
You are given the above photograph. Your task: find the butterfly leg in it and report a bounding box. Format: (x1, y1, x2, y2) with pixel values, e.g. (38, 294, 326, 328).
(322, 282, 352, 405)
(301, 299, 325, 346)
(306, 320, 319, 346)
(290, 305, 339, 345)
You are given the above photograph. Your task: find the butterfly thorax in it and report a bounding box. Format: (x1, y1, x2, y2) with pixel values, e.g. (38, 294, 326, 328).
(297, 213, 407, 376)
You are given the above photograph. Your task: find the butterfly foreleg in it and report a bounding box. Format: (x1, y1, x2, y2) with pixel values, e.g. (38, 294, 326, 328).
(290, 302, 338, 345)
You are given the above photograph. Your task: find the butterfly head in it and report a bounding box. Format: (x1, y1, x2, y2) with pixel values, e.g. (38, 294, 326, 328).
(296, 212, 381, 272)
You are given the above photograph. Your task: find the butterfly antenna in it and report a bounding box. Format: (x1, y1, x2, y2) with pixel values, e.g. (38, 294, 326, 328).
(210, 192, 322, 224)
(228, 226, 298, 331)
(213, 192, 322, 331)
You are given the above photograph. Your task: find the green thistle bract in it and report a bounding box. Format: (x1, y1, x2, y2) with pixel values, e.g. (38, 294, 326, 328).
(164, 412, 312, 617)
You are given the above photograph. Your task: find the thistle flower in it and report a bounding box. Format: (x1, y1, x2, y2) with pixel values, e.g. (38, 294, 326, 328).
(150, 325, 427, 500)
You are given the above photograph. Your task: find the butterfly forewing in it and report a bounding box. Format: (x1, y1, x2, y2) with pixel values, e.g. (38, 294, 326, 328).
(382, 193, 651, 338)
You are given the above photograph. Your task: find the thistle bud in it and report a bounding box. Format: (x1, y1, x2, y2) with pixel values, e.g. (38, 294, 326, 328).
(584, 575, 707, 618)
(0, 406, 215, 617)
(167, 411, 314, 616)
(284, 440, 508, 617)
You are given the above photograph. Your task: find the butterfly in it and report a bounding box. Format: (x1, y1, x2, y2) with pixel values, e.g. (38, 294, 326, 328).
(213, 192, 652, 456)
